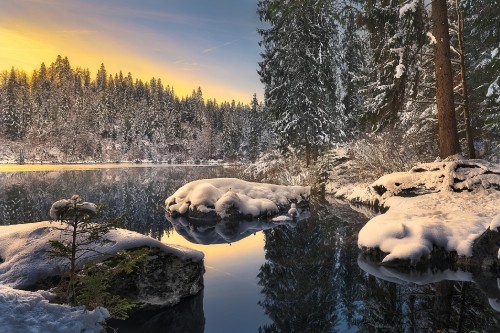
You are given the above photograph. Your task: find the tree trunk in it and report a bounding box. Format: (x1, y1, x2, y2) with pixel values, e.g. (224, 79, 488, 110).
(455, 0, 476, 158)
(432, 0, 460, 158)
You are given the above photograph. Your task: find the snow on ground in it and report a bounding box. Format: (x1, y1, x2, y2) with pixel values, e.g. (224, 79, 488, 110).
(0, 221, 203, 289)
(0, 285, 108, 333)
(340, 158, 500, 263)
(165, 178, 310, 220)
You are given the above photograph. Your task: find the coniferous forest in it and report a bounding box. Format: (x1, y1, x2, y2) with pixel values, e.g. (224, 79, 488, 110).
(0, 0, 499, 166)
(0, 56, 273, 163)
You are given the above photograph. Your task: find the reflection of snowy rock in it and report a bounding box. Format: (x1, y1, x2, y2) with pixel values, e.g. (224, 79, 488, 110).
(0, 222, 204, 308)
(165, 178, 310, 221)
(489, 298, 500, 312)
(359, 255, 500, 313)
(108, 290, 205, 333)
(352, 159, 500, 265)
(166, 214, 303, 245)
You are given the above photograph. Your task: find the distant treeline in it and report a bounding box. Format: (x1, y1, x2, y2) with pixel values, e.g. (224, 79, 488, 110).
(0, 56, 273, 163)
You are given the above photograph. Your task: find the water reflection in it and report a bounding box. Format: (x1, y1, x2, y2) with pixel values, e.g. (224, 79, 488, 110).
(258, 197, 500, 333)
(167, 217, 282, 245)
(358, 255, 500, 332)
(4, 169, 500, 332)
(107, 291, 205, 333)
(257, 198, 366, 333)
(0, 165, 233, 239)
(166, 212, 310, 245)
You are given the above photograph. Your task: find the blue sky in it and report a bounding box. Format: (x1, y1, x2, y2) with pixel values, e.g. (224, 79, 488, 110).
(0, 0, 265, 102)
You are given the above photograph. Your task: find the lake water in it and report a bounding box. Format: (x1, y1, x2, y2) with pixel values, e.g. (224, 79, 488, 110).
(1, 165, 500, 333)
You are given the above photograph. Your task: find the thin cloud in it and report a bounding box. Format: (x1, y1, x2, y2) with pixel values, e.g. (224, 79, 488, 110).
(173, 59, 200, 71)
(202, 33, 254, 54)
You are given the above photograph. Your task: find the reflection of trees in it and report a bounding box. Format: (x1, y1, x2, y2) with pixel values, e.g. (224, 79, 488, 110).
(0, 184, 35, 225)
(0, 166, 233, 239)
(357, 276, 407, 332)
(358, 258, 500, 332)
(258, 199, 355, 333)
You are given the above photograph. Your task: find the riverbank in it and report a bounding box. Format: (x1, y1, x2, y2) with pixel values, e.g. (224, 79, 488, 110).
(327, 157, 500, 269)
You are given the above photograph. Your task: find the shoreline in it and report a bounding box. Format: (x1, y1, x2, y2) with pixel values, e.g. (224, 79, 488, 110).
(0, 162, 229, 173)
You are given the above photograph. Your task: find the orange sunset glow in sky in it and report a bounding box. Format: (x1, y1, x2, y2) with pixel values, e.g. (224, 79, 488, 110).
(0, 0, 264, 102)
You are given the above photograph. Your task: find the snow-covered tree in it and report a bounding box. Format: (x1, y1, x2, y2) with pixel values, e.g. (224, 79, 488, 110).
(361, 0, 427, 131)
(258, 0, 340, 165)
(462, 0, 500, 158)
(339, 9, 366, 138)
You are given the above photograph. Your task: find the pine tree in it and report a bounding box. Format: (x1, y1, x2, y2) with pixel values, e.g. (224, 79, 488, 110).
(258, 0, 340, 165)
(361, 0, 427, 131)
(339, 10, 366, 138)
(462, 0, 500, 156)
(2, 68, 22, 140)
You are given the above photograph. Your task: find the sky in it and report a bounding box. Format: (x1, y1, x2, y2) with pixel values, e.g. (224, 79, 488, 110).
(0, 0, 264, 102)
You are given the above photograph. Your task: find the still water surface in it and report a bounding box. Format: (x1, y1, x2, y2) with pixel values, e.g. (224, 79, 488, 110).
(1, 165, 500, 333)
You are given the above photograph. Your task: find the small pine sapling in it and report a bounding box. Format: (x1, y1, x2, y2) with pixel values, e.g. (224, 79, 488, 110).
(49, 195, 121, 304)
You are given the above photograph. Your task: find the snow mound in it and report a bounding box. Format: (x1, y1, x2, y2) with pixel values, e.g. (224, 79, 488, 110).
(49, 195, 97, 221)
(356, 159, 500, 263)
(0, 221, 203, 289)
(0, 285, 108, 333)
(165, 178, 310, 220)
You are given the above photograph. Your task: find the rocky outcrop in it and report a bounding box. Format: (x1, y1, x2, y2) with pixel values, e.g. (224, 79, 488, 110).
(0, 222, 205, 309)
(345, 158, 500, 209)
(107, 247, 204, 308)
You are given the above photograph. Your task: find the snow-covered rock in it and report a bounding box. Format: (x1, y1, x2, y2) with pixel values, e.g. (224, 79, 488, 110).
(0, 221, 204, 303)
(0, 285, 109, 333)
(352, 159, 500, 264)
(165, 178, 310, 221)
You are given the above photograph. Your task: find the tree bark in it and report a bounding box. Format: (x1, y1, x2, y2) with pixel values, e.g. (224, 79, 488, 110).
(455, 0, 476, 158)
(432, 0, 460, 158)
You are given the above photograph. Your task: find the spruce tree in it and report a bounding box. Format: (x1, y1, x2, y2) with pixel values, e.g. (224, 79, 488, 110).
(462, 0, 500, 153)
(258, 0, 339, 165)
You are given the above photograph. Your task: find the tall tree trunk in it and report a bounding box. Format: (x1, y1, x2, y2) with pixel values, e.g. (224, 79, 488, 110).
(432, 0, 460, 158)
(455, 0, 476, 158)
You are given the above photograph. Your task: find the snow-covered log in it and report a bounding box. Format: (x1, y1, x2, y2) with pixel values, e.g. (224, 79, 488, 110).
(165, 178, 310, 221)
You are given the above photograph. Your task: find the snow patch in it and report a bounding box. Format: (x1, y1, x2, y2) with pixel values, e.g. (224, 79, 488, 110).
(395, 63, 406, 79)
(426, 32, 437, 45)
(0, 284, 108, 333)
(399, 0, 418, 18)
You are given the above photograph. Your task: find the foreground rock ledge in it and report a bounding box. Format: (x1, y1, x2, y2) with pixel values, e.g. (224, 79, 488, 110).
(336, 158, 500, 268)
(165, 178, 310, 221)
(0, 222, 204, 308)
